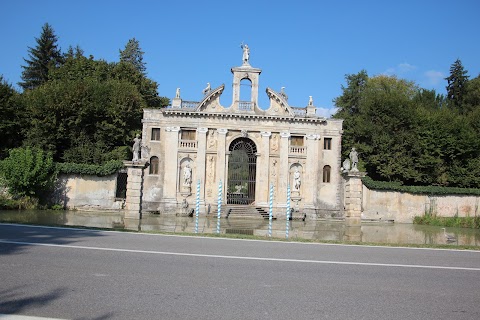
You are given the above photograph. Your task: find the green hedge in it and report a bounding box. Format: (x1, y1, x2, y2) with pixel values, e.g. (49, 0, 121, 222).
(56, 160, 124, 176)
(362, 176, 480, 196)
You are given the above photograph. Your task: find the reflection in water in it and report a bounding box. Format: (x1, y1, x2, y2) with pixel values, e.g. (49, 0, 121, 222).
(1, 210, 479, 246)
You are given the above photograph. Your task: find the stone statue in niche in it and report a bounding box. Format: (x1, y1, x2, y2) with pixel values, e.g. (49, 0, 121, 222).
(349, 147, 359, 171)
(132, 134, 141, 161)
(293, 167, 301, 190)
(183, 163, 192, 185)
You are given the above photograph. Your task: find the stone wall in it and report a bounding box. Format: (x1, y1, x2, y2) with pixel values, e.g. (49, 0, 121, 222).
(362, 186, 480, 223)
(54, 174, 123, 211)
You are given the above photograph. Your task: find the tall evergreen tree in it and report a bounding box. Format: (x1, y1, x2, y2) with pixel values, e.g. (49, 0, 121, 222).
(0, 76, 24, 159)
(119, 38, 146, 75)
(19, 23, 63, 90)
(445, 59, 469, 111)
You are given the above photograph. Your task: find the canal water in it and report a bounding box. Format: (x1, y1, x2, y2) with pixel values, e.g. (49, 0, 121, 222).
(1, 210, 479, 247)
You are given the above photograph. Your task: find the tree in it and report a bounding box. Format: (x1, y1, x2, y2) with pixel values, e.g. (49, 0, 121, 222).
(119, 38, 146, 75)
(463, 75, 480, 114)
(19, 23, 63, 90)
(445, 59, 469, 111)
(0, 147, 56, 198)
(0, 76, 24, 159)
(21, 77, 144, 163)
(333, 70, 368, 117)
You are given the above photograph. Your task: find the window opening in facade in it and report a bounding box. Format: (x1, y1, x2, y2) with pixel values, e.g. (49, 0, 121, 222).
(151, 128, 160, 141)
(323, 165, 331, 183)
(149, 156, 159, 174)
(324, 138, 332, 150)
(291, 135, 304, 146)
(181, 129, 196, 140)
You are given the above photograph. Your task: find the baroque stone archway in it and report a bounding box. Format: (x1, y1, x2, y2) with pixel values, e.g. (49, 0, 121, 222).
(227, 138, 257, 205)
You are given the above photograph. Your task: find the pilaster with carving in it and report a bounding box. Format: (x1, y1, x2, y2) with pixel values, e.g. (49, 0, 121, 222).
(278, 131, 290, 204)
(216, 128, 228, 203)
(256, 131, 271, 205)
(196, 127, 208, 200)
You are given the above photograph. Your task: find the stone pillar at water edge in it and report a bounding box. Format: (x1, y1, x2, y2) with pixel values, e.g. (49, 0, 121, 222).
(123, 160, 147, 229)
(343, 171, 366, 226)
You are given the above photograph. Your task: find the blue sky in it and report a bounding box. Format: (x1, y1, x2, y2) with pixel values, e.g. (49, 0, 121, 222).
(1, 0, 479, 117)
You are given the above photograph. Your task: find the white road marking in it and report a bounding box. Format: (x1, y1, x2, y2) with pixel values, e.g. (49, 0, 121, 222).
(1, 239, 479, 272)
(0, 314, 67, 320)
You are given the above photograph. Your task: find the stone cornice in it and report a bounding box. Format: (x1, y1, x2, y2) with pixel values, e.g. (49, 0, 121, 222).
(161, 110, 327, 123)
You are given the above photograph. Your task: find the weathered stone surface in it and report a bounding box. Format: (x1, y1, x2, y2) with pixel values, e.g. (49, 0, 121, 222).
(140, 54, 343, 218)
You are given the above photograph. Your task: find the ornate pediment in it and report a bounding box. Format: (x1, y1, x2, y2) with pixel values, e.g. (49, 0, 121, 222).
(265, 87, 295, 117)
(194, 84, 225, 112)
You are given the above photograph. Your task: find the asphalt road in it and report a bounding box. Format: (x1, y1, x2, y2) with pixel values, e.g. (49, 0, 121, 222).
(1, 223, 480, 320)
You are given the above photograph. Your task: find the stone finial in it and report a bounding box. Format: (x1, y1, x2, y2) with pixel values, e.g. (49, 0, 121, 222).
(202, 82, 211, 95)
(280, 87, 288, 101)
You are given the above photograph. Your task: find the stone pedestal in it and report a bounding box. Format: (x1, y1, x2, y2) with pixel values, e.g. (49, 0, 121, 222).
(343, 171, 366, 226)
(123, 160, 147, 229)
(344, 226, 362, 242)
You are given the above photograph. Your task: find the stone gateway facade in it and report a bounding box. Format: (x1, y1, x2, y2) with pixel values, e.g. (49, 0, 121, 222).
(130, 50, 344, 219)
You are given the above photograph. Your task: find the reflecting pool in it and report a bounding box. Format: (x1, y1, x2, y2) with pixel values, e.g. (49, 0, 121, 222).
(1, 210, 479, 247)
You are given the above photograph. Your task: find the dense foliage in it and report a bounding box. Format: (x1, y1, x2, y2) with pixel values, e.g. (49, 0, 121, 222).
(1, 24, 170, 165)
(333, 61, 480, 188)
(0, 76, 24, 159)
(56, 160, 124, 176)
(0, 147, 56, 198)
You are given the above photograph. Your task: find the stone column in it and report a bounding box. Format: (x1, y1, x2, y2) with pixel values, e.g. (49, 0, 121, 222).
(123, 160, 147, 230)
(344, 171, 366, 226)
(196, 127, 208, 200)
(257, 131, 271, 206)
(216, 128, 228, 203)
(164, 127, 180, 201)
(278, 131, 290, 206)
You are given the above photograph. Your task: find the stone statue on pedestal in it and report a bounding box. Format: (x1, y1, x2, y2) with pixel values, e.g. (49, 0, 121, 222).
(349, 147, 359, 171)
(241, 43, 250, 64)
(132, 134, 141, 162)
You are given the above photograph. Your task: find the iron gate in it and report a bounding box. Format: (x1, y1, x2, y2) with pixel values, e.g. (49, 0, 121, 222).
(227, 138, 257, 205)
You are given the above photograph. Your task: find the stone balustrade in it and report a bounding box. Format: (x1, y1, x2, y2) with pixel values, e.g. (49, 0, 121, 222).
(238, 101, 254, 111)
(180, 101, 199, 109)
(179, 140, 197, 149)
(291, 107, 307, 117)
(290, 146, 306, 154)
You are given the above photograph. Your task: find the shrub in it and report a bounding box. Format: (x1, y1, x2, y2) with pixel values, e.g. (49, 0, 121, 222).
(0, 147, 56, 198)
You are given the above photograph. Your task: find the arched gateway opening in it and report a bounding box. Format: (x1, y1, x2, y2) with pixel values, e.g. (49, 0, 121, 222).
(227, 138, 257, 205)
